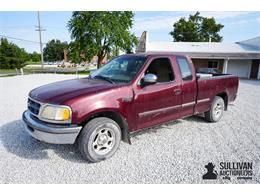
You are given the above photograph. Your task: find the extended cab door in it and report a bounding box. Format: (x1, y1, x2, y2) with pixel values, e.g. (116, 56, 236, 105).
(133, 57, 182, 130)
(175, 56, 197, 117)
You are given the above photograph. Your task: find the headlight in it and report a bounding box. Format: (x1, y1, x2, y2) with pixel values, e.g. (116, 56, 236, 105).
(40, 105, 71, 123)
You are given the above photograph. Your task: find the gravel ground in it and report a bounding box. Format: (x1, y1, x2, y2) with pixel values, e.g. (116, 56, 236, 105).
(0, 74, 259, 184)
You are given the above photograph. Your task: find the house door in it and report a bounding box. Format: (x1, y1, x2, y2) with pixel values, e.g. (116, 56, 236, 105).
(250, 60, 259, 79)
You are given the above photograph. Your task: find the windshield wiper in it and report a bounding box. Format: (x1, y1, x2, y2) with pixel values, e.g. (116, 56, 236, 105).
(93, 75, 115, 84)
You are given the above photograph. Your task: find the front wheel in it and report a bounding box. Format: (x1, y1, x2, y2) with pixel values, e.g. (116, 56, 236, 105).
(78, 117, 121, 162)
(205, 96, 225, 122)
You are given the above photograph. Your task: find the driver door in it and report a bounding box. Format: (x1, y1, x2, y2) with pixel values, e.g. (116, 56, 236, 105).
(133, 57, 182, 130)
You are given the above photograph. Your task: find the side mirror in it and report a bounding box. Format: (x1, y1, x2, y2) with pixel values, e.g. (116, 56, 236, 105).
(143, 73, 157, 85)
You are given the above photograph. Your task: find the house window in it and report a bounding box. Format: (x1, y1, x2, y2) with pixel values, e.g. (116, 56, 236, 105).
(208, 60, 219, 68)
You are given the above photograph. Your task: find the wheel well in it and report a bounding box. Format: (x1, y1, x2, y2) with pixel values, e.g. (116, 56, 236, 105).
(80, 111, 131, 144)
(216, 92, 228, 110)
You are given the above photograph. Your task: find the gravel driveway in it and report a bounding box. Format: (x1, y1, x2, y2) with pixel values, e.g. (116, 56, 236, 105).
(0, 74, 259, 183)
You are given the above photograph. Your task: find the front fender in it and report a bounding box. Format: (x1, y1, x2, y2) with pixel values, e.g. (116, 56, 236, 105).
(77, 108, 132, 144)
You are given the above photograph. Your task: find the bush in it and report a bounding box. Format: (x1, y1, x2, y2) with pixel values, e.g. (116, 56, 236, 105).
(43, 39, 68, 62)
(0, 38, 29, 69)
(29, 51, 41, 62)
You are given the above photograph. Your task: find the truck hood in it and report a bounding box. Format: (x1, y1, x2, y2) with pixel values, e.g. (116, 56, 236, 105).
(29, 78, 117, 104)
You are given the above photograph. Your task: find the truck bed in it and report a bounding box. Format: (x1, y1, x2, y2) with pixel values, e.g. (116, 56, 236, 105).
(196, 72, 233, 80)
(195, 73, 239, 114)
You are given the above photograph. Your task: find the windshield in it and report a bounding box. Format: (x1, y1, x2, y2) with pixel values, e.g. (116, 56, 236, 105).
(90, 56, 147, 83)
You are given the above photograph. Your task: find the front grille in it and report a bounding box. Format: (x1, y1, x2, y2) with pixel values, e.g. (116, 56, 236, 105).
(28, 98, 41, 115)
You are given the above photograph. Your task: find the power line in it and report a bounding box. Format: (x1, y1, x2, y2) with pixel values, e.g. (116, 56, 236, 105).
(44, 25, 66, 30)
(0, 34, 46, 44)
(0, 25, 34, 29)
(0, 25, 66, 30)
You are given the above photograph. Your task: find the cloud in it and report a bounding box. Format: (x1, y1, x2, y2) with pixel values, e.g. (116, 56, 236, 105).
(133, 15, 184, 31)
(228, 19, 251, 25)
(198, 11, 250, 19)
(133, 11, 251, 32)
(257, 18, 260, 23)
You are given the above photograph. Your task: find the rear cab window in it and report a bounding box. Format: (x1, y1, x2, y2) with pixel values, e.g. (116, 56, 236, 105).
(176, 56, 193, 81)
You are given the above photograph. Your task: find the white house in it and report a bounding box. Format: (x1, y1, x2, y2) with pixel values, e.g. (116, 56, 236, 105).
(136, 31, 260, 79)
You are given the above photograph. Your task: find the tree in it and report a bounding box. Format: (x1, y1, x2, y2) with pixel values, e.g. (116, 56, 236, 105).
(29, 51, 41, 62)
(68, 41, 83, 64)
(43, 39, 68, 62)
(0, 38, 29, 69)
(170, 12, 224, 42)
(107, 45, 120, 60)
(68, 11, 138, 68)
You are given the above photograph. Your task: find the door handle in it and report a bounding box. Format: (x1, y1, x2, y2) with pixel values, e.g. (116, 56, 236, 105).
(174, 88, 182, 95)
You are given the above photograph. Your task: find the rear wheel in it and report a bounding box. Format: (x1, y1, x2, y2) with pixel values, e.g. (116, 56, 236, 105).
(205, 96, 225, 122)
(78, 117, 121, 162)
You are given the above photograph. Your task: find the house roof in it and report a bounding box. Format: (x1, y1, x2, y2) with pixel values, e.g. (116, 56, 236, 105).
(237, 36, 260, 50)
(146, 41, 260, 59)
(137, 31, 260, 59)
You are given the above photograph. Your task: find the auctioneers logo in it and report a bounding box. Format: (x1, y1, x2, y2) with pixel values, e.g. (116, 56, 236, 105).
(202, 162, 253, 181)
(203, 163, 218, 179)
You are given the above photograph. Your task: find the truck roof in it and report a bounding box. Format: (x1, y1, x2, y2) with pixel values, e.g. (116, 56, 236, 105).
(123, 52, 188, 58)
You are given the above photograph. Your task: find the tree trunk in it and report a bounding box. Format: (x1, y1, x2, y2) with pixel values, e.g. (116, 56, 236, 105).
(97, 55, 103, 69)
(97, 49, 107, 69)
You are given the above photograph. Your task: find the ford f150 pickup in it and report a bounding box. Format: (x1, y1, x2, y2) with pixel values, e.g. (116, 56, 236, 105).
(23, 53, 239, 162)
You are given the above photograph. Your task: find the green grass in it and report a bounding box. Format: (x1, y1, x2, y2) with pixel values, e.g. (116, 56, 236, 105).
(0, 74, 17, 77)
(0, 69, 18, 77)
(25, 61, 42, 65)
(0, 69, 17, 73)
(0, 61, 90, 77)
(0, 66, 43, 73)
(0, 67, 90, 77)
(23, 65, 44, 70)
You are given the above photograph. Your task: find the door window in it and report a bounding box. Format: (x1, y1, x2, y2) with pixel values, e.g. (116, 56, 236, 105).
(145, 58, 174, 83)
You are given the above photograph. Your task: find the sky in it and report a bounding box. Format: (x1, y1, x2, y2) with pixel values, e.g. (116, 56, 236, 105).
(0, 11, 260, 53)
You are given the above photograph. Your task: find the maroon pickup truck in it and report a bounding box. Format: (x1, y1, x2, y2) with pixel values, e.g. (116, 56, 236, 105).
(23, 53, 239, 162)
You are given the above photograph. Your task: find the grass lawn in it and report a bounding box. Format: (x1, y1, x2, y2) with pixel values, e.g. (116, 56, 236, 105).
(25, 61, 42, 65)
(0, 69, 18, 77)
(0, 69, 18, 73)
(0, 66, 90, 77)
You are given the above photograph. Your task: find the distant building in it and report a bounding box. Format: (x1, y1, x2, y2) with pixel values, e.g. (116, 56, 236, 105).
(64, 51, 107, 65)
(136, 31, 260, 79)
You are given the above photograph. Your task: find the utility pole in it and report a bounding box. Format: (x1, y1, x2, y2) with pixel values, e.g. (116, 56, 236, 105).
(35, 11, 45, 69)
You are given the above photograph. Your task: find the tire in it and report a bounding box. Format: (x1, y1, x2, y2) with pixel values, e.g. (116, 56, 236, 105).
(205, 96, 225, 122)
(78, 117, 121, 162)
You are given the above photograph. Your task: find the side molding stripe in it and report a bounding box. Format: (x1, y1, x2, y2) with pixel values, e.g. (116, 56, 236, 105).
(197, 98, 210, 104)
(138, 105, 181, 118)
(182, 101, 196, 108)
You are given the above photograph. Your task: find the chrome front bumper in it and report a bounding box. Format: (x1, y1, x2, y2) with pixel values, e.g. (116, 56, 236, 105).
(22, 110, 82, 144)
